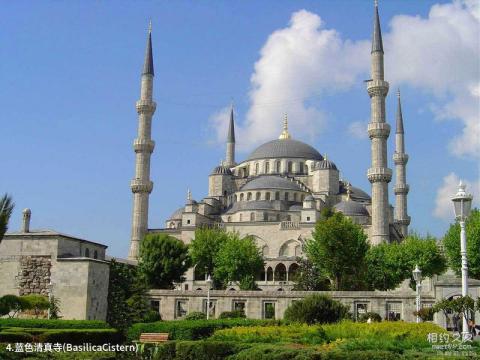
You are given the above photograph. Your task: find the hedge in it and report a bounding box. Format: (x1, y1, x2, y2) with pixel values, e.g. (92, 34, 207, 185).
(38, 329, 123, 345)
(0, 319, 109, 329)
(127, 319, 280, 342)
(0, 331, 33, 343)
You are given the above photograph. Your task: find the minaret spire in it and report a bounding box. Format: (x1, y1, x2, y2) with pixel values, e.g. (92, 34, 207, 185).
(366, 1, 392, 244)
(279, 113, 291, 139)
(129, 23, 157, 260)
(393, 89, 410, 237)
(225, 104, 236, 167)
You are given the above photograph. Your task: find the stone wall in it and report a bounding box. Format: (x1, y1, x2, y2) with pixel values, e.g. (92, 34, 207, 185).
(18, 255, 51, 296)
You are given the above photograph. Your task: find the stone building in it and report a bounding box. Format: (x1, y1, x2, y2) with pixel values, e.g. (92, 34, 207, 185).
(0, 209, 110, 320)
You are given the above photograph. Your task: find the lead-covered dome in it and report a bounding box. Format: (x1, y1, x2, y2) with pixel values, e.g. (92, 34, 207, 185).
(241, 175, 305, 191)
(246, 139, 323, 161)
(334, 200, 369, 216)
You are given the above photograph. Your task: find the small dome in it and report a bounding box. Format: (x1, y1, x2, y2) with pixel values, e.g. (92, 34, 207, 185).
(241, 175, 304, 191)
(169, 207, 184, 220)
(334, 201, 369, 216)
(211, 165, 233, 175)
(247, 139, 323, 161)
(315, 159, 337, 170)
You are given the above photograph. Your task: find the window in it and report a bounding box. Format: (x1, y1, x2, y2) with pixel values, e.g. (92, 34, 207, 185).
(276, 161, 281, 173)
(263, 212, 268, 221)
(256, 192, 261, 200)
(93, 250, 98, 259)
(293, 193, 297, 202)
(305, 165, 309, 174)
(266, 192, 271, 200)
(234, 195, 237, 202)
(265, 162, 270, 173)
(284, 192, 289, 201)
(276, 214, 280, 221)
(263, 302, 276, 319)
(150, 300, 160, 312)
(187, 219, 191, 224)
(175, 300, 188, 319)
(85, 248, 90, 257)
(355, 302, 369, 320)
(202, 299, 216, 318)
(275, 191, 280, 200)
(240, 193, 244, 201)
(386, 302, 402, 321)
(250, 212, 255, 221)
(227, 216, 232, 222)
(184, 284, 189, 290)
(299, 162, 304, 173)
(255, 163, 259, 174)
(247, 192, 252, 201)
(301, 195, 305, 201)
(306, 216, 311, 221)
(239, 214, 243, 221)
(233, 301, 246, 313)
(287, 161, 293, 173)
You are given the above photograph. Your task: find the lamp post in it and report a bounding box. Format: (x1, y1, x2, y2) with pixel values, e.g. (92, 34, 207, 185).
(452, 181, 473, 340)
(412, 265, 422, 323)
(206, 274, 212, 320)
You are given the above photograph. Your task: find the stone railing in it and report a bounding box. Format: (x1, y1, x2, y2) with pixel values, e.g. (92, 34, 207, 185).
(279, 221, 300, 230)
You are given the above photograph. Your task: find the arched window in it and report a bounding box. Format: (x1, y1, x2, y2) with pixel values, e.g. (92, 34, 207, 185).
(287, 161, 293, 173)
(255, 163, 259, 174)
(266, 192, 271, 201)
(267, 267, 274, 281)
(85, 248, 90, 257)
(293, 193, 297, 202)
(275, 191, 280, 200)
(240, 193, 244, 201)
(305, 165, 309, 174)
(301, 194, 305, 202)
(227, 216, 232, 222)
(247, 192, 252, 201)
(265, 162, 270, 173)
(288, 263, 300, 282)
(299, 162, 304, 174)
(284, 192, 289, 201)
(94, 250, 98, 259)
(256, 192, 261, 201)
(250, 212, 255, 221)
(274, 263, 287, 281)
(276, 161, 281, 173)
(234, 195, 237, 202)
(239, 214, 243, 221)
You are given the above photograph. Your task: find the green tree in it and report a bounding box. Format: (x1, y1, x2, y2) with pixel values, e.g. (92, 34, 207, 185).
(190, 227, 228, 285)
(292, 258, 330, 291)
(214, 233, 264, 290)
(443, 208, 480, 279)
(21, 294, 49, 318)
(106, 259, 150, 332)
(138, 233, 191, 289)
(305, 212, 369, 290)
(0, 194, 14, 242)
(0, 294, 27, 318)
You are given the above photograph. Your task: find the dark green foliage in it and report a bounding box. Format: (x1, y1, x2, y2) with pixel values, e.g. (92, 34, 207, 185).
(139, 233, 191, 289)
(48, 295, 61, 319)
(143, 310, 162, 323)
(0, 331, 33, 343)
(37, 329, 123, 345)
(20, 294, 49, 318)
(0, 294, 27, 318)
(283, 295, 349, 325)
(292, 257, 330, 291)
(174, 341, 242, 360)
(218, 310, 246, 319)
(443, 208, 480, 279)
(106, 259, 150, 332)
(231, 344, 322, 360)
(0, 194, 14, 242)
(0, 318, 109, 329)
(127, 319, 280, 342)
(324, 350, 401, 360)
(306, 212, 369, 290)
(413, 307, 434, 322)
(357, 312, 382, 322)
(185, 311, 207, 321)
(214, 233, 264, 289)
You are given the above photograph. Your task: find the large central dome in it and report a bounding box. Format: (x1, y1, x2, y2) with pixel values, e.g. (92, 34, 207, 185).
(246, 139, 323, 161)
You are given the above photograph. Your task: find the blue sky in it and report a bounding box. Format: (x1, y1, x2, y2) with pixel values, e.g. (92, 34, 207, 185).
(1, 0, 478, 258)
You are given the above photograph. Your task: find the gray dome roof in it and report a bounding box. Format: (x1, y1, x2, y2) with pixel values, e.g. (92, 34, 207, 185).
(339, 183, 370, 200)
(334, 200, 369, 216)
(241, 175, 304, 191)
(315, 159, 337, 170)
(211, 165, 233, 175)
(247, 139, 323, 161)
(169, 207, 184, 220)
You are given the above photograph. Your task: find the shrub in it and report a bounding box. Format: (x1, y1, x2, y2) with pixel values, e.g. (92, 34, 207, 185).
(284, 295, 349, 324)
(143, 310, 162, 323)
(174, 341, 243, 360)
(0, 331, 33, 343)
(357, 312, 382, 322)
(127, 319, 280, 342)
(231, 344, 321, 360)
(19, 295, 49, 318)
(185, 311, 207, 321)
(324, 350, 401, 360)
(413, 307, 434, 322)
(38, 329, 123, 345)
(0, 318, 110, 329)
(218, 310, 246, 319)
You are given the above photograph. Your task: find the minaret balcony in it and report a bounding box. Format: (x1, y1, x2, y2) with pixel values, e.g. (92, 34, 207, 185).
(366, 79, 389, 97)
(393, 152, 409, 164)
(130, 179, 153, 194)
(367, 167, 392, 183)
(368, 123, 390, 139)
(394, 184, 410, 194)
(136, 100, 157, 114)
(133, 139, 155, 153)
(395, 217, 411, 226)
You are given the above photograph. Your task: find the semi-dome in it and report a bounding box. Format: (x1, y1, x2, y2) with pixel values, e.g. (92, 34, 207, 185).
(314, 159, 337, 170)
(334, 200, 369, 216)
(211, 165, 233, 175)
(169, 207, 184, 220)
(246, 139, 323, 161)
(241, 175, 305, 192)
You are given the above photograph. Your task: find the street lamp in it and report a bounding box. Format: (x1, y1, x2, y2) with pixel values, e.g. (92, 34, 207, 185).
(412, 265, 422, 323)
(452, 181, 473, 340)
(206, 274, 213, 320)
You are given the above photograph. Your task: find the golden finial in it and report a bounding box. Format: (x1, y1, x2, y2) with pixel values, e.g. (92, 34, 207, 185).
(279, 113, 291, 140)
(324, 153, 328, 161)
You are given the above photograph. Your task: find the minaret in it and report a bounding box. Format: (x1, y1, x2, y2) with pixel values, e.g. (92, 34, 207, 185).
(225, 106, 236, 167)
(393, 90, 410, 237)
(129, 23, 156, 260)
(366, 1, 392, 245)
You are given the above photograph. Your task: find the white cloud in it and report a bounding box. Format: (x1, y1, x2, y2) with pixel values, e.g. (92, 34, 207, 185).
(434, 172, 480, 220)
(347, 121, 369, 140)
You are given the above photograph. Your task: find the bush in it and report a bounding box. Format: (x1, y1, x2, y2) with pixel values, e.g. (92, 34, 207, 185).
(0, 295, 28, 317)
(20, 294, 49, 317)
(0, 331, 33, 343)
(38, 329, 123, 345)
(174, 341, 243, 360)
(231, 344, 321, 360)
(218, 310, 246, 319)
(0, 318, 110, 329)
(185, 311, 207, 321)
(127, 319, 280, 342)
(143, 310, 162, 323)
(357, 312, 382, 322)
(284, 295, 349, 324)
(413, 307, 434, 322)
